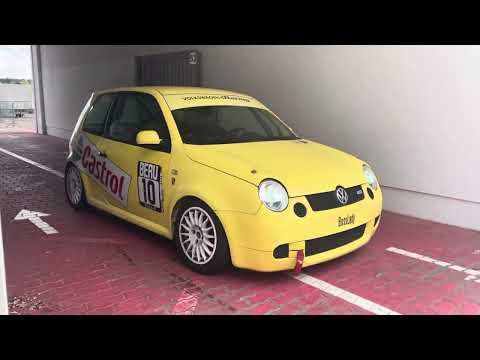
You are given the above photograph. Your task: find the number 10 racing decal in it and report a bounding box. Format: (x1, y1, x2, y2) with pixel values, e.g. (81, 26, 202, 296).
(73, 134, 131, 206)
(137, 161, 163, 212)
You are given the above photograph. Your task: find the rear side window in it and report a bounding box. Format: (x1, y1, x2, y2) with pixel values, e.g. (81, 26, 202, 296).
(82, 93, 114, 135)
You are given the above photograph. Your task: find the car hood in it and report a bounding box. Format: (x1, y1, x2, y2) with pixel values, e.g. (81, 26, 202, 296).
(183, 139, 366, 197)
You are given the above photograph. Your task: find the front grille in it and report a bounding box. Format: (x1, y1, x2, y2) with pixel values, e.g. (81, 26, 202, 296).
(305, 224, 366, 256)
(305, 185, 364, 211)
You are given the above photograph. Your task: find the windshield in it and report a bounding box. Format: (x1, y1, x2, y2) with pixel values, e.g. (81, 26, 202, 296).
(171, 106, 299, 145)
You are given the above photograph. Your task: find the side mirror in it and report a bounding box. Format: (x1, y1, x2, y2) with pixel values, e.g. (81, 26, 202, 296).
(136, 130, 161, 145)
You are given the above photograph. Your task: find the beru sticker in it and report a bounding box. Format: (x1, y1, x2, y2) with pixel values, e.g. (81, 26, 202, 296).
(137, 161, 163, 212)
(74, 134, 131, 206)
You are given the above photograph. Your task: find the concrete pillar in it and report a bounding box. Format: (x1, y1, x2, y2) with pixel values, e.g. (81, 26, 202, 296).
(31, 45, 46, 135)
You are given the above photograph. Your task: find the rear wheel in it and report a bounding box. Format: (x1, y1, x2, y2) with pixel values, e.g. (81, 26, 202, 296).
(174, 199, 231, 274)
(65, 164, 87, 209)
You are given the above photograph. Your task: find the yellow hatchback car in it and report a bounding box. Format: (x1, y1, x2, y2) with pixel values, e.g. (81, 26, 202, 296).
(65, 86, 382, 274)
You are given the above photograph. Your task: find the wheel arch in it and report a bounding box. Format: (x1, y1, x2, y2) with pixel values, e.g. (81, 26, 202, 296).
(170, 195, 235, 259)
(64, 160, 93, 205)
(65, 159, 75, 172)
(171, 195, 218, 235)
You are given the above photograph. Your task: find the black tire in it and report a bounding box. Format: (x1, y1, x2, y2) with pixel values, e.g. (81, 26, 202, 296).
(64, 163, 87, 210)
(174, 199, 231, 274)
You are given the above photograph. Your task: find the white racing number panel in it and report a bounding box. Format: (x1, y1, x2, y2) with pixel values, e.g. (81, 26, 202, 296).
(137, 161, 163, 212)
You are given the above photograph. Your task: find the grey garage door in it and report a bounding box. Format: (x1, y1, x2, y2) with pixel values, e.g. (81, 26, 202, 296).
(135, 50, 202, 87)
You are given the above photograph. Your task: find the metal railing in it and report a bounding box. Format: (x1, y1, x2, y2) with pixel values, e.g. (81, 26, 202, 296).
(0, 101, 34, 118)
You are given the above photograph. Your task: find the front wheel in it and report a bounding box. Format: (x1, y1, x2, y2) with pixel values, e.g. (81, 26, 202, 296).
(174, 200, 231, 274)
(65, 164, 87, 209)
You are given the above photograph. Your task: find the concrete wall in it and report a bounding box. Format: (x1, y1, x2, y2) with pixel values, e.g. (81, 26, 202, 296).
(36, 45, 480, 231)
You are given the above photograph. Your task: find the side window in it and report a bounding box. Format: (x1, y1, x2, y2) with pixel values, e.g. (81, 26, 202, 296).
(82, 93, 114, 135)
(106, 93, 171, 152)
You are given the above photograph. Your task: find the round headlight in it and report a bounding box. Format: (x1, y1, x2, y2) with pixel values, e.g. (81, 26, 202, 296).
(363, 164, 378, 190)
(258, 179, 289, 212)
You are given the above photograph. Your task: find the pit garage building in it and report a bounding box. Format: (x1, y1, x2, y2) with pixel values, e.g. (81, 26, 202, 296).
(32, 45, 479, 231)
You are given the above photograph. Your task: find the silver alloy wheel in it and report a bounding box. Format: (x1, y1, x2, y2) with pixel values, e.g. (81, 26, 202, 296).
(179, 206, 217, 265)
(66, 166, 83, 205)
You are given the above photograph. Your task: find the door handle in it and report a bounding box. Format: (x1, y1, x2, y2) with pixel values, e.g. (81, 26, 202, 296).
(97, 150, 107, 158)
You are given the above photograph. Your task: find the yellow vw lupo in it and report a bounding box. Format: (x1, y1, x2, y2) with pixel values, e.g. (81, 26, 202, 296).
(65, 86, 382, 274)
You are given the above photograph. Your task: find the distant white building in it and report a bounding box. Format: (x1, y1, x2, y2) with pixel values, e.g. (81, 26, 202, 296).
(0, 84, 34, 108)
(0, 84, 34, 117)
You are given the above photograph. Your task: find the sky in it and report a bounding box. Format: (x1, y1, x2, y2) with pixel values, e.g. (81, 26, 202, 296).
(0, 45, 32, 79)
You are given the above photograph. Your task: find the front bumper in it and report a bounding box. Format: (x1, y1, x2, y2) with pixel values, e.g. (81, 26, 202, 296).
(217, 184, 382, 272)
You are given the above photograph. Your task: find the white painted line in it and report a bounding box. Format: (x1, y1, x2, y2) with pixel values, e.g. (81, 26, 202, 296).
(465, 269, 480, 276)
(171, 286, 201, 315)
(0, 212, 8, 315)
(290, 273, 401, 315)
(13, 209, 59, 235)
(386, 246, 480, 282)
(0, 146, 64, 178)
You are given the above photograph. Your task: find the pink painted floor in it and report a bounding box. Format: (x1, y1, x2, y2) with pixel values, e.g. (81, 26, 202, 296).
(1, 132, 479, 315)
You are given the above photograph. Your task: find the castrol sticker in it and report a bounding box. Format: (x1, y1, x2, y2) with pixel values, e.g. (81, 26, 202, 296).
(72, 134, 131, 206)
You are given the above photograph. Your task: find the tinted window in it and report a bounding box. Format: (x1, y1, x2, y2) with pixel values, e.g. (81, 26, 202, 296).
(172, 106, 297, 145)
(216, 107, 266, 134)
(106, 93, 171, 151)
(82, 93, 114, 135)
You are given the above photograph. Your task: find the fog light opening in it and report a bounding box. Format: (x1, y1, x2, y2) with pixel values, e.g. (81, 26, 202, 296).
(273, 244, 289, 259)
(294, 203, 307, 217)
(367, 187, 374, 200)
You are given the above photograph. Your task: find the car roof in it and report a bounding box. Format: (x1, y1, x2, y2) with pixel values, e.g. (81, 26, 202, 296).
(96, 86, 249, 97)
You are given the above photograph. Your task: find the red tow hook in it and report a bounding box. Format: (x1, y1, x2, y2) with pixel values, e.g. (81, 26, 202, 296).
(294, 250, 304, 273)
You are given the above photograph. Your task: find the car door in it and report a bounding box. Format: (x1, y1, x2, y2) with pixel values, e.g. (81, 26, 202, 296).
(100, 91, 173, 231)
(75, 92, 116, 206)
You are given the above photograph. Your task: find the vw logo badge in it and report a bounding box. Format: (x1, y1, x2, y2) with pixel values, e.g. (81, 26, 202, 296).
(336, 187, 349, 205)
